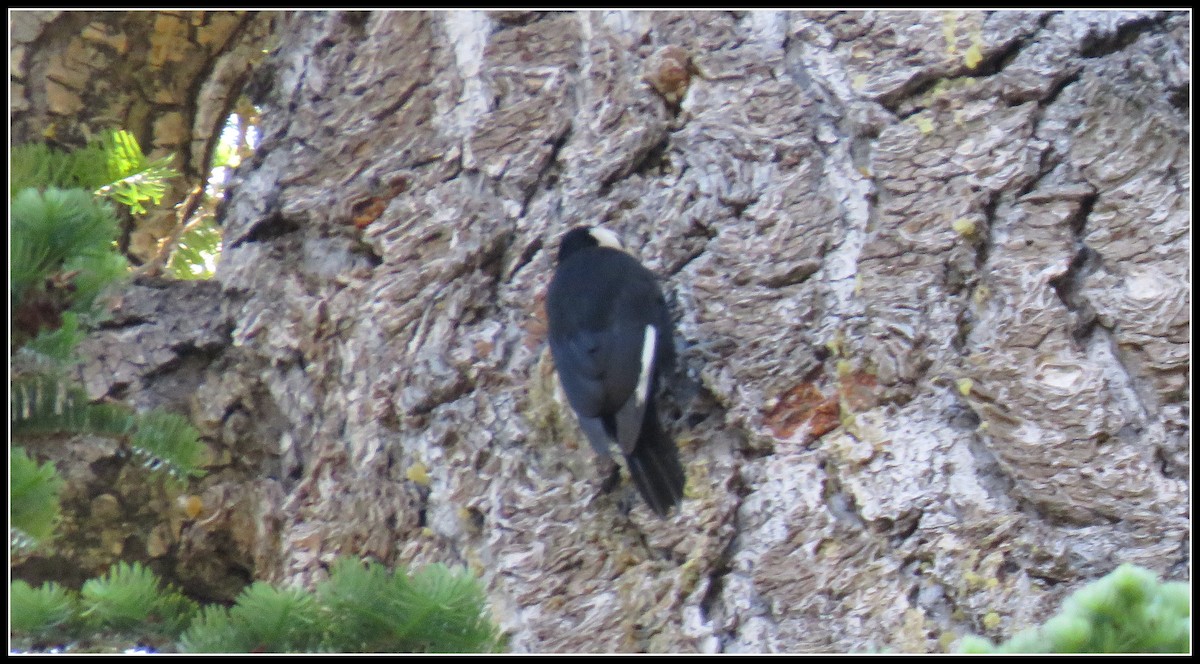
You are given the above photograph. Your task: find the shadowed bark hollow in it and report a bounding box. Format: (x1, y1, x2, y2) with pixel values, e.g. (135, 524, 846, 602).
(17, 10, 1189, 653)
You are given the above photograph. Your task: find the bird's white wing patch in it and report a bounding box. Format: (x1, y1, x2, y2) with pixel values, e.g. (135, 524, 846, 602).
(635, 324, 657, 407)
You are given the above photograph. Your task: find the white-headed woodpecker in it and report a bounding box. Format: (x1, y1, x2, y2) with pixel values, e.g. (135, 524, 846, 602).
(545, 226, 687, 517)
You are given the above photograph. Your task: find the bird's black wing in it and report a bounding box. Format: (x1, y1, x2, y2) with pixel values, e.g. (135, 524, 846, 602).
(546, 250, 659, 425)
(546, 325, 608, 419)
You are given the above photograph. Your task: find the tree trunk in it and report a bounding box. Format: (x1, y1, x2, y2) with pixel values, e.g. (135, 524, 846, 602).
(30, 10, 1192, 653)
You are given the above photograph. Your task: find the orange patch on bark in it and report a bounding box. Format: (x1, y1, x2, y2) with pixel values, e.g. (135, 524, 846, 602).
(765, 382, 840, 441)
(351, 177, 410, 229)
(838, 370, 880, 412)
(351, 197, 390, 228)
(523, 291, 549, 350)
(767, 370, 880, 442)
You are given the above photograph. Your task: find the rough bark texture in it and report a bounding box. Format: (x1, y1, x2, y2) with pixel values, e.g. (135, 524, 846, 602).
(26, 10, 1190, 653)
(10, 10, 272, 261)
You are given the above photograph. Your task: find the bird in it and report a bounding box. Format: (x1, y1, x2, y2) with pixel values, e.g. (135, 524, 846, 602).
(545, 225, 687, 517)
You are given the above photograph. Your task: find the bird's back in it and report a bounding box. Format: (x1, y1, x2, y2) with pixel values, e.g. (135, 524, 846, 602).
(547, 247, 672, 417)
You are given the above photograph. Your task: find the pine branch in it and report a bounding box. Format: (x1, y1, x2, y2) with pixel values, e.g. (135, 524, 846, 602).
(10, 447, 65, 548)
(11, 580, 77, 639)
(10, 187, 123, 312)
(181, 558, 503, 653)
(165, 216, 223, 280)
(79, 562, 198, 636)
(11, 374, 205, 481)
(128, 410, 207, 481)
(181, 583, 323, 653)
(11, 131, 180, 215)
(93, 130, 179, 214)
(959, 564, 1190, 653)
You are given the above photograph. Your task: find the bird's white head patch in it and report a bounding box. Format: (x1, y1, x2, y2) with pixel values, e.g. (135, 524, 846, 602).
(589, 226, 624, 251)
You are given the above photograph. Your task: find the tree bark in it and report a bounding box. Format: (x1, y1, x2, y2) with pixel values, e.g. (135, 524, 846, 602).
(26, 10, 1191, 653)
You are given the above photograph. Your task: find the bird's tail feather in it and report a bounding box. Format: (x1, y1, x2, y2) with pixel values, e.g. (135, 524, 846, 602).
(625, 405, 686, 518)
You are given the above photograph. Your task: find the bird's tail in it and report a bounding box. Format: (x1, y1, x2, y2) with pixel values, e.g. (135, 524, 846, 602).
(625, 403, 686, 518)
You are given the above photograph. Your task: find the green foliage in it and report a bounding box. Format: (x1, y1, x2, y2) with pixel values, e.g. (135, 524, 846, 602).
(13, 125, 219, 288)
(165, 107, 258, 280)
(92, 129, 179, 214)
(172, 604, 235, 653)
(11, 130, 178, 214)
(23, 312, 86, 362)
(10, 141, 102, 194)
(13, 557, 501, 654)
(9, 130, 217, 653)
(79, 562, 198, 636)
(8, 134, 204, 558)
(395, 563, 504, 653)
(959, 564, 1190, 654)
(65, 250, 132, 313)
(11, 374, 205, 483)
(315, 558, 401, 650)
(181, 558, 503, 654)
(9, 187, 123, 311)
(167, 217, 223, 280)
(210, 133, 241, 170)
(181, 583, 324, 653)
(11, 580, 77, 639)
(318, 558, 502, 653)
(10, 130, 180, 350)
(128, 410, 207, 481)
(10, 447, 65, 547)
(12, 373, 107, 435)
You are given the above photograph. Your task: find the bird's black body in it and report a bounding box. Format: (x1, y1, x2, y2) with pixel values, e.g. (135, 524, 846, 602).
(546, 227, 686, 517)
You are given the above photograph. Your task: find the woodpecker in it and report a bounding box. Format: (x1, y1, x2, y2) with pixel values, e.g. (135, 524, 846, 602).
(545, 226, 686, 517)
